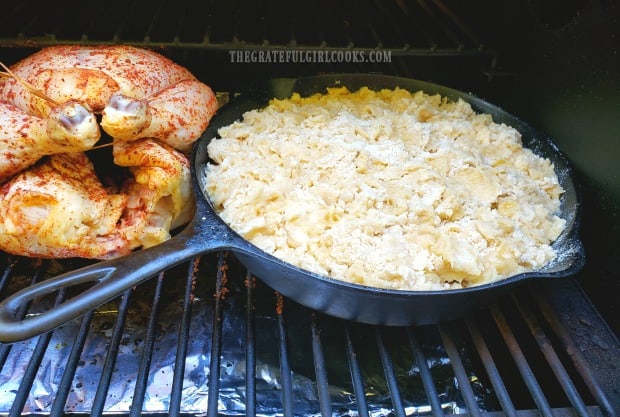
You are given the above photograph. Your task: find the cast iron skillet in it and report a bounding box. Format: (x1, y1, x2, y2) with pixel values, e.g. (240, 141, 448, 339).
(0, 74, 585, 343)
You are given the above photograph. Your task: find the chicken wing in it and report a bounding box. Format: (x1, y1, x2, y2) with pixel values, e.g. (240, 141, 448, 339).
(101, 78, 218, 152)
(113, 138, 194, 249)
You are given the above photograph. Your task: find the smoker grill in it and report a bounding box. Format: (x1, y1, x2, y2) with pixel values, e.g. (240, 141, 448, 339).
(1, 0, 619, 416)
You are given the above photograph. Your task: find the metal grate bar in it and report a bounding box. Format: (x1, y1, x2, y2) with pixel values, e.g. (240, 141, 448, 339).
(277, 293, 295, 417)
(245, 273, 257, 417)
(491, 305, 555, 417)
(0, 261, 47, 372)
(90, 289, 133, 417)
(112, 0, 139, 43)
(173, 0, 194, 44)
(345, 325, 370, 417)
(9, 285, 63, 417)
(0, 257, 17, 296)
(375, 327, 407, 417)
(439, 323, 483, 417)
(0, 0, 496, 58)
(465, 317, 518, 417)
(414, 0, 464, 49)
(49, 310, 95, 416)
(206, 252, 228, 417)
(168, 258, 200, 417)
(513, 294, 593, 417)
(128, 272, 165, 417)
(0, 343, 11, 379)
(142, 0, 169, 42)
(375, 0, 436, 50)
(0, 251, 618, 415)
(430, 0, 482, 46)
(0, 258, 22, 369)
(79, 1, 102, 42)
(310, 313, 333, 417)
(530, 287, 618, 417)
(407, 327, 446, 417)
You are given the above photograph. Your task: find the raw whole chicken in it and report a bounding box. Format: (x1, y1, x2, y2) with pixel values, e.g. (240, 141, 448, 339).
(0, 45, 217, 259)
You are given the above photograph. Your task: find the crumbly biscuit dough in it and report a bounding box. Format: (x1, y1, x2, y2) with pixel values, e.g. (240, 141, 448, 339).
(204, 87, 566, 290)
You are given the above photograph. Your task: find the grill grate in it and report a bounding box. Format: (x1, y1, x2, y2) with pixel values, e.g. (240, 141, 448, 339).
(0, 0, 494, 55)
(0, 0, 505, 96)
(0, 251, 617, 416)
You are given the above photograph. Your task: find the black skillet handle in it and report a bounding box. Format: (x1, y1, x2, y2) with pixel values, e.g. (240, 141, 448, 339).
(0, 219, 223, 343)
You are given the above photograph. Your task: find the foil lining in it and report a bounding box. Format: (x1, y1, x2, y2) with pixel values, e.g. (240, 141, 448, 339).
(0, 258, 494, 416)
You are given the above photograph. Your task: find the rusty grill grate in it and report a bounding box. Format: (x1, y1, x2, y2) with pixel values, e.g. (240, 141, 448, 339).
(0, 251, 618, 416)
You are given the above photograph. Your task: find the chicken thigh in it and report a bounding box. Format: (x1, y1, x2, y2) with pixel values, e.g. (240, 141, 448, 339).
(0, 153, 129, 259)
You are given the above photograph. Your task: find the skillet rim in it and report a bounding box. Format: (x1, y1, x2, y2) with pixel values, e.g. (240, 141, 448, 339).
(192, 73, 586, 298)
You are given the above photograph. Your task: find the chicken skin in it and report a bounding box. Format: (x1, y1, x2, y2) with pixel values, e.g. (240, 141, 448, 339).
(102, 78, 217, 152)
(0, 153, 129, 259)
(0, 100, 100, 183)
(113, 138, 194, 251)
(0, 45, 216, 259)
(0, 140, 194, 259)
(2, 45, 217, 152)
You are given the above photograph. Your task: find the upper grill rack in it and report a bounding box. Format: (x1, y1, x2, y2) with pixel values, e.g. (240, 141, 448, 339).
(0, 252, 618, 417)
(0, 0, 494, 56)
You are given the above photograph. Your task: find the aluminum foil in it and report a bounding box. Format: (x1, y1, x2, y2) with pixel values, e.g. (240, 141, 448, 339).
(0, 259, 494, 416)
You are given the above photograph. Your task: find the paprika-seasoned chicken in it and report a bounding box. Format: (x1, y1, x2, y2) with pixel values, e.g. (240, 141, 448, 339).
(0, 45, 216, 259)
(102, 78, 217, 151)
(2, 45, 217, 152)
(0, 100, 100, 183)
(0, 153, 129, 259)
(113, 138, 194, 251)
(0, 140, 194, 259)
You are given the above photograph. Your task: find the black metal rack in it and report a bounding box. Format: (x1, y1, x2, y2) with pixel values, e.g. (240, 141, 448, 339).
(0, 0, 503, 94)
(0, 0, 492, 53)
(0, 252, 618, 416)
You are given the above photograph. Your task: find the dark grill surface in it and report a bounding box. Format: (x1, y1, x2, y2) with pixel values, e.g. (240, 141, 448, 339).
(0, 252, 618, 416)
(0, 0, 490, 52)
(1, 0, 619, 415)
